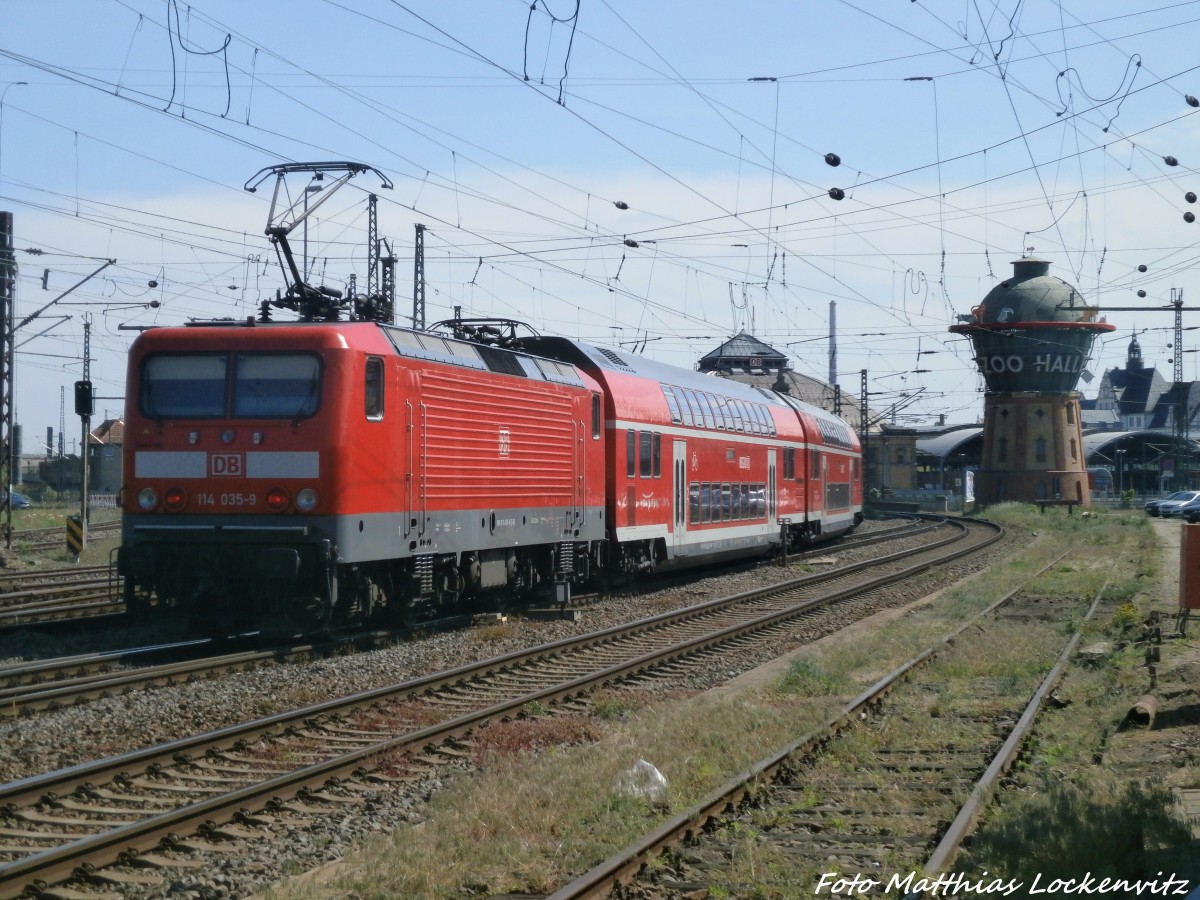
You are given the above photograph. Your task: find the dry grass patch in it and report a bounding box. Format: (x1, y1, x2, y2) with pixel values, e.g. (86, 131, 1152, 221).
(468, 712, 603, 762)
(264, 692, 837, 899)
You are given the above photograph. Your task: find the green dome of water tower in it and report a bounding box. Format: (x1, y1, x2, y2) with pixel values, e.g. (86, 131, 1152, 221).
(950, 256, 1114, 394)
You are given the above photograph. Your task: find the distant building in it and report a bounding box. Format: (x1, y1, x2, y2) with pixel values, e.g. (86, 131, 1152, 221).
(87, 418, 123, 494)
(1088, 333, 1200, 433)
(699, 330, 862, 431)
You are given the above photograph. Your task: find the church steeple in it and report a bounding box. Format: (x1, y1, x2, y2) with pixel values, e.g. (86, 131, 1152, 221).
(1127, 333, 1144, 371)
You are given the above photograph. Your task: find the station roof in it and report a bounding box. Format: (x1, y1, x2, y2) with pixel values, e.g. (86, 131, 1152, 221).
(916, 428, 982, 459)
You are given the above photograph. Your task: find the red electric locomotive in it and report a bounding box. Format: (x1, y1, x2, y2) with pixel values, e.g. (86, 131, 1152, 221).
(118, 319, 608, 637)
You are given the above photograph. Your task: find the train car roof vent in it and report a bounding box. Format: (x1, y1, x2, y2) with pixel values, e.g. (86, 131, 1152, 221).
(594, 347, 632, 369)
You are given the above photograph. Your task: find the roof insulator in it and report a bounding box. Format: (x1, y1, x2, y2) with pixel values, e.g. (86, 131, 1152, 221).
(828, 187, 845, 201)
(824, 153, 841, 167)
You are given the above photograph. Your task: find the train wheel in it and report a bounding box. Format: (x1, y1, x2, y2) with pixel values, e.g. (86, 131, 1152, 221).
(122, 576, 149, 616)
(287, 594, 333, 637)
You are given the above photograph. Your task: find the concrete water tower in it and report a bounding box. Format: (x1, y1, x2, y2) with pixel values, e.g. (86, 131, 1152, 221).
(950, 257, 1114, 506)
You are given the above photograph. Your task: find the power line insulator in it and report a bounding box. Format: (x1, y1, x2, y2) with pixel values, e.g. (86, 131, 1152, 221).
(623, 238, 639, 248)
(1138, 290, 1147, 298)
(1188, 95, 1199, 107)
(1164, 155, 1180, 166)
(1186, 212, 1196, 223)
(1187, 192, 1197, 204)
(613, 200, 629, 210)
(1138, 264, 1148, 272)
(828, 187, 845, 201)
(824, 153, 841, 167)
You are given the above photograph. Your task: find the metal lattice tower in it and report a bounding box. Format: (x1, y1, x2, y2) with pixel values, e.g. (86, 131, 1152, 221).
(0, 212, 14, 546)
(379, 238, 396, 325)
(366, 194, 379, 300)
(412, 223, 426, 330)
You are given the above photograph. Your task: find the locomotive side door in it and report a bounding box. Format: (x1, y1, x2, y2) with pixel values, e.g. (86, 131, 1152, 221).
(672, 439, 688, 556)
(404, 400, 413, 539)
(404, 394, 428, 540)
(571, 414, 584, 530)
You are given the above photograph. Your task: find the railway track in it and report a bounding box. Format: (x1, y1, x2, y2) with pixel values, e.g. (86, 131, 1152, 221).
(0, 515, 925, 636)
(7, 521, 120, 554)
(0, 515, 937, 708)
(548, 553, 1104, 899)
(0, 516, 1001, 897)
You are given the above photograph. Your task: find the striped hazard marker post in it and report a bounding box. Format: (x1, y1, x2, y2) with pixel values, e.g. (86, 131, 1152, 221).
(66, 515, 85, 557)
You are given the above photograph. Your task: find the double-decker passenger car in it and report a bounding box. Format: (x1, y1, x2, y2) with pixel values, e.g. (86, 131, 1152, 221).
(519, 336, 863, 572)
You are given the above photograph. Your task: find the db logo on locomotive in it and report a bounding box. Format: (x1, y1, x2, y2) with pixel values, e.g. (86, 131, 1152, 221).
(209, 453, 245, 477)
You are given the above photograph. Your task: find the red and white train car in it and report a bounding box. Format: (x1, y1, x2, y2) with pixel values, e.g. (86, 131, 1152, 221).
(517, 336, 863, 572)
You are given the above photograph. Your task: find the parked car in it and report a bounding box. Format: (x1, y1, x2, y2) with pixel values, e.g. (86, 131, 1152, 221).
(1146, 490, 1189, 516)
(0, 491, 31, 509)
(1180, 496, 1200, 523)
(1158, 491, 1200, 518)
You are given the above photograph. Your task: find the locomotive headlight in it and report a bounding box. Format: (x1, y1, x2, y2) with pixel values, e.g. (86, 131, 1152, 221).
(164, 487, 187, 511)
(266, 487, 290, 512)
(295, 488, 318, 511)
(137, 487, 158, 511)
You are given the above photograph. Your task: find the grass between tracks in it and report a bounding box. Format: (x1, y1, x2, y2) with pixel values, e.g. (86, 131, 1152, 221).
(262, 505, 1195, 900)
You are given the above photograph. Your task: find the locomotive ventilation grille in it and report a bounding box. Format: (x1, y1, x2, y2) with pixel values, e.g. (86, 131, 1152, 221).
(556, 542, 575, 573)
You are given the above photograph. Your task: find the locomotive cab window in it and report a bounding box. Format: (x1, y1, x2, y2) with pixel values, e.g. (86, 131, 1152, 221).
(592, 394, 601, 439)
(364, 356, 384, 420)
(141, 354, 227, 418)
(233, 353, 321, 419)
(142, 352, 322, 420)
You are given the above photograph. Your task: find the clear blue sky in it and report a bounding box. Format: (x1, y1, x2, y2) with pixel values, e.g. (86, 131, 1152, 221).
(2, 0, 1200, 452)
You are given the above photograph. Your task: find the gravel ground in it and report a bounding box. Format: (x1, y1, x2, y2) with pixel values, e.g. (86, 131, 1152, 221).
(0, 520, 1024, 899)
